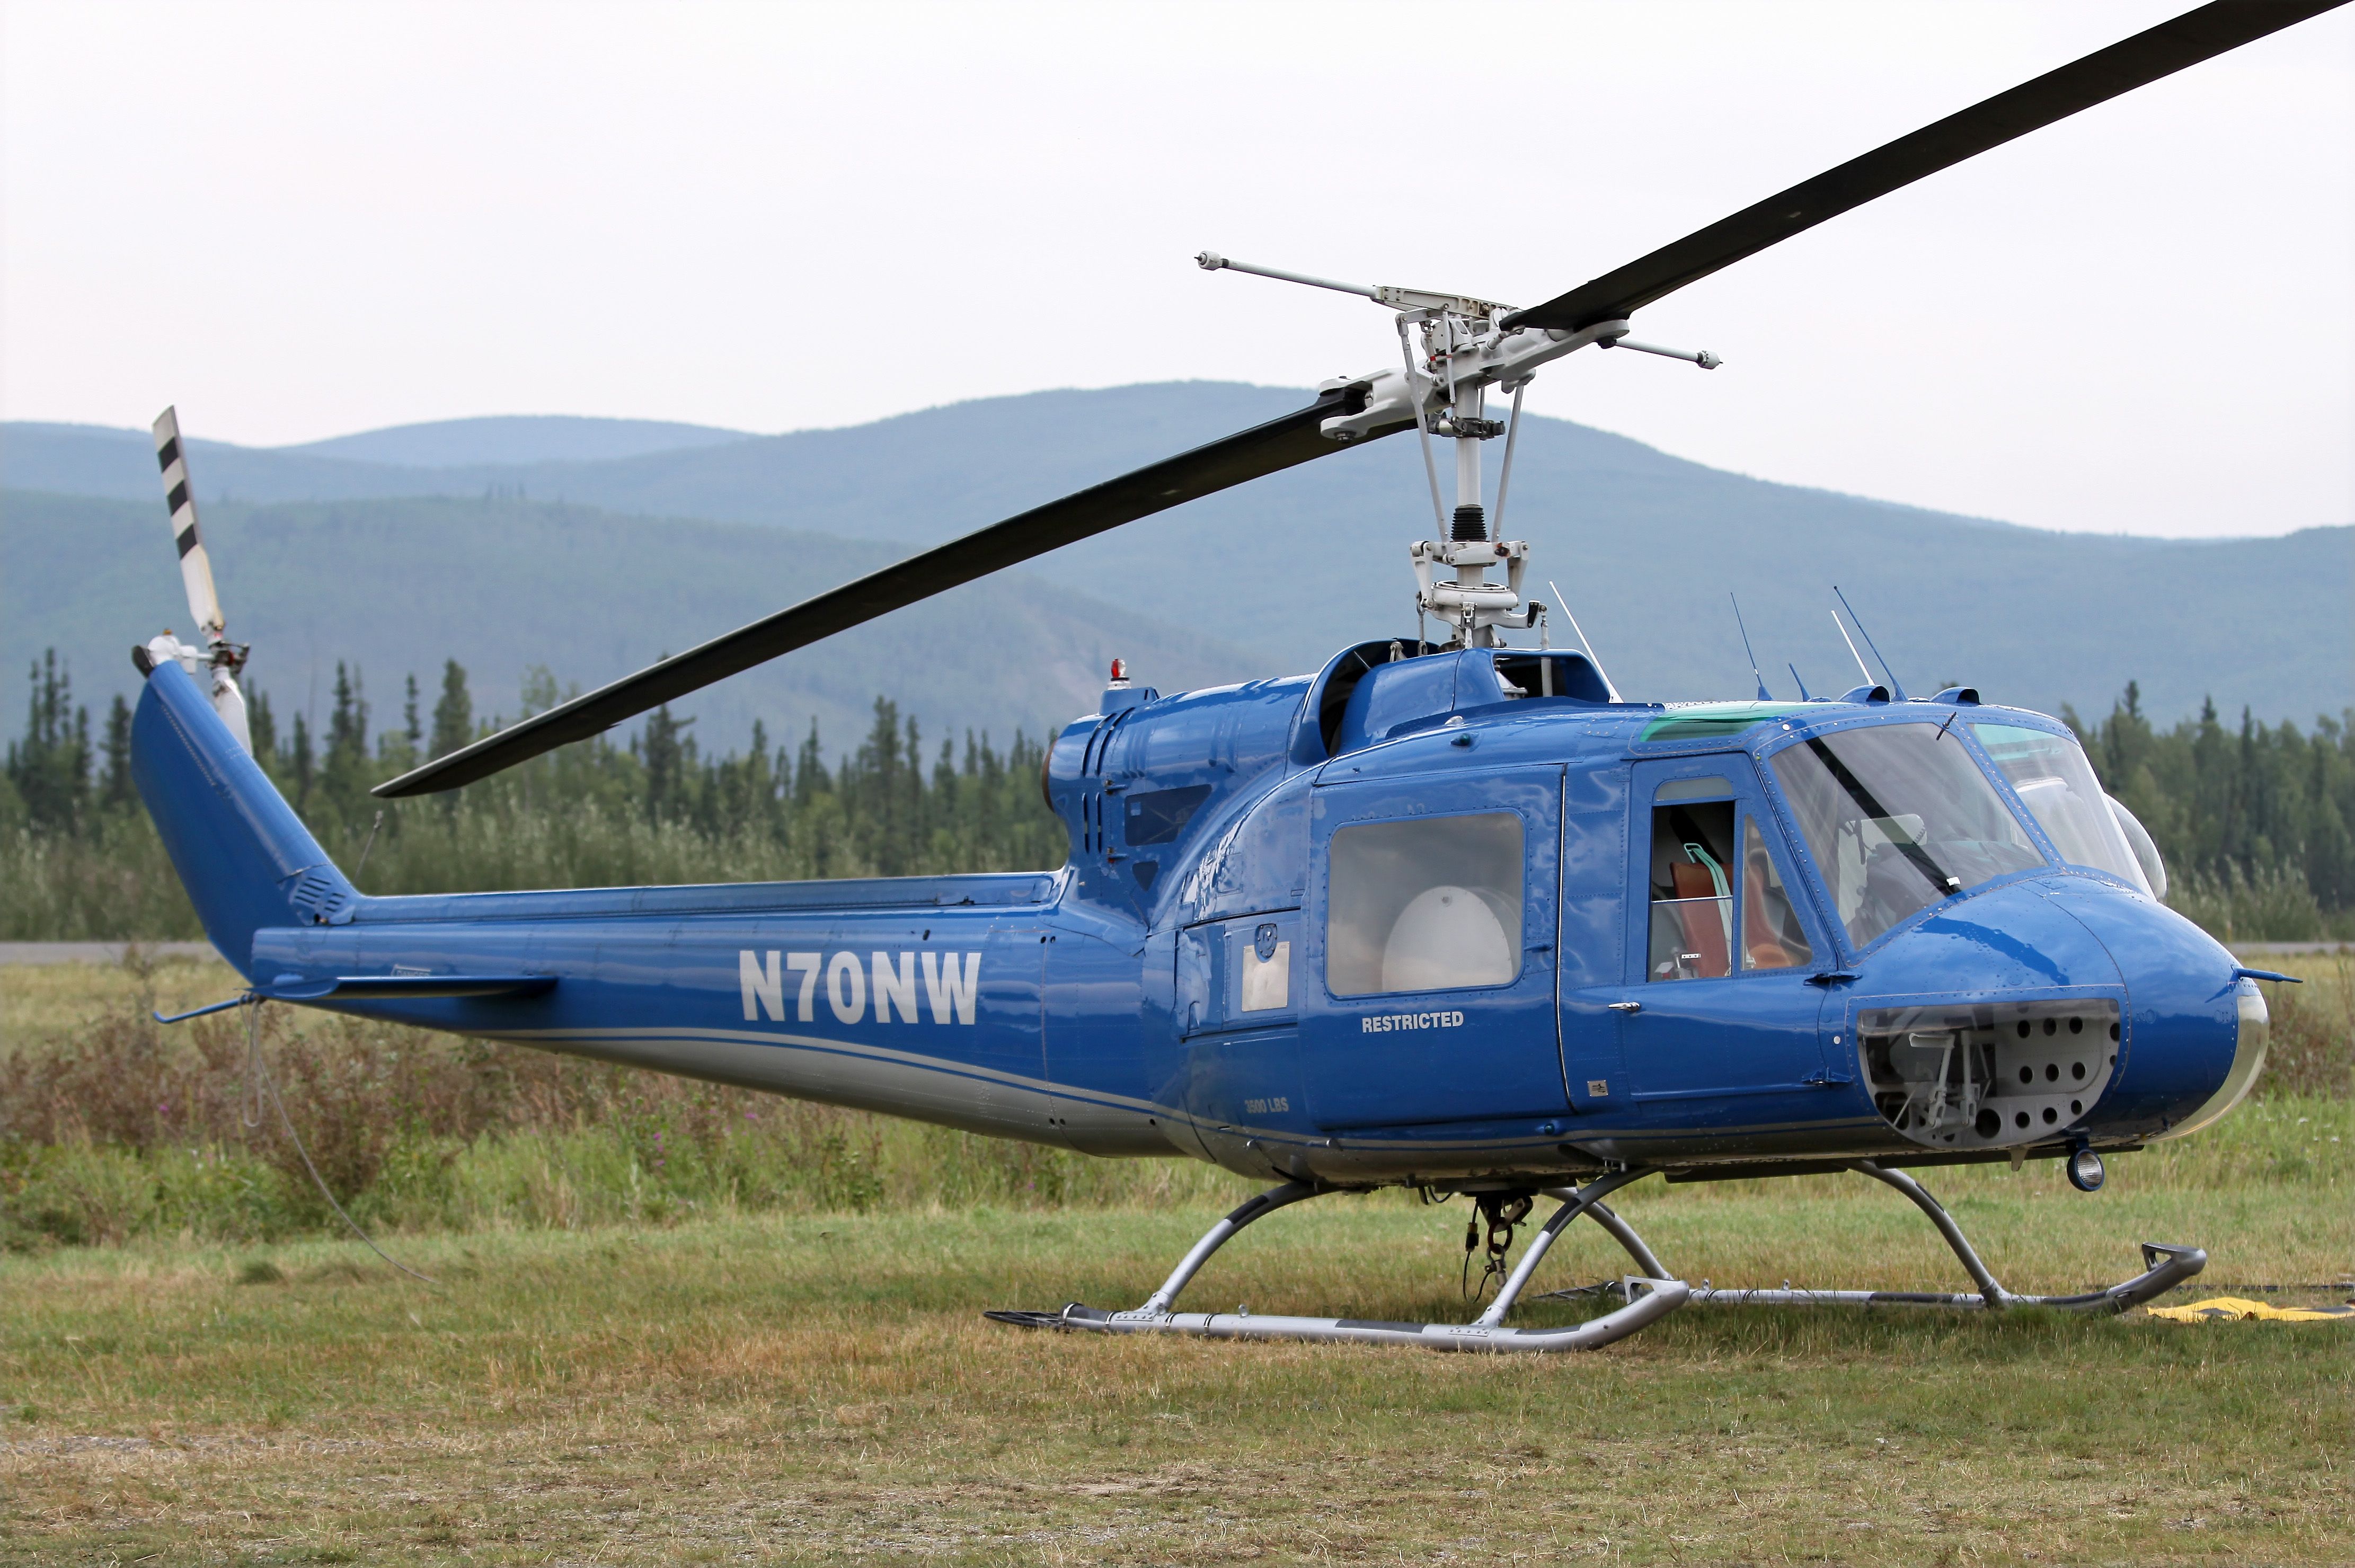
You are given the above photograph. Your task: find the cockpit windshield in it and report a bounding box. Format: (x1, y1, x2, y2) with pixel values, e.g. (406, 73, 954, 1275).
(1970, 724, 2150, 892)
(1770, 722, 2044, 949)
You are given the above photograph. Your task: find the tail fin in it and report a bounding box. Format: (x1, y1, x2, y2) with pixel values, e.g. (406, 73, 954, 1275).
(132, 660, 358, 978)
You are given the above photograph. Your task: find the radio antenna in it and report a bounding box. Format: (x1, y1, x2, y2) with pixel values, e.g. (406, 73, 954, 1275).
(1729, 593, 1772, 701)
(1788, 662, 1816, 702)
(1831, 610, 1875, 689)
(1833, 586, 1908, 701)
(1550, 581, 1621, 703)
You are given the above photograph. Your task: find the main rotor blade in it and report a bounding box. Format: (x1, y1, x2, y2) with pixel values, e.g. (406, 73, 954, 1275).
(376, 382, 1402, 798)
(1503, 0, 2348, 334)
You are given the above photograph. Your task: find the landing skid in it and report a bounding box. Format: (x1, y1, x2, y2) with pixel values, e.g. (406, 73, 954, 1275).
(1652, 1161, 2208, 1313)
(985, 1173, 1689, 1353)
(985, 1159, 2205, 1353)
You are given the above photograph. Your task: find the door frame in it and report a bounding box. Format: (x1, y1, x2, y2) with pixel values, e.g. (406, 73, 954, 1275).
(1299, 763, 1569, 1131)
(1615, 754, 1838, 1101)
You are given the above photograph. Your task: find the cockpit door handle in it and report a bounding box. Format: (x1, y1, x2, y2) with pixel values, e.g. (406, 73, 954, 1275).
(1607, 1001, 1642, 1014)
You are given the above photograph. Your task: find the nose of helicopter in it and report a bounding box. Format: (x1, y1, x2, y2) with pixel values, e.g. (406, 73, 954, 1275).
(1853, 875, 2250, 1147)
(2039, 876, 2259, 1142)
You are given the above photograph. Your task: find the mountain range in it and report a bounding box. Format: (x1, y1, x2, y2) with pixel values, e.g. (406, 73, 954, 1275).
(5, 386, 2347, 766)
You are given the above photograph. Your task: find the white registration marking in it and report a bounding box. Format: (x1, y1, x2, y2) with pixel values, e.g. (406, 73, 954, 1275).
(741, 950, 981, 1025)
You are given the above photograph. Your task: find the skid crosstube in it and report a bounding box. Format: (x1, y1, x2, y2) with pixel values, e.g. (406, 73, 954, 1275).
(986, 1173, 1687, 1352)
(987, 1162, 2208, 1353)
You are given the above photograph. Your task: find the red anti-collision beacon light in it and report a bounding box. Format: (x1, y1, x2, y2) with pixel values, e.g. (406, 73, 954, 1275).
(1109, 658, 1128, 686)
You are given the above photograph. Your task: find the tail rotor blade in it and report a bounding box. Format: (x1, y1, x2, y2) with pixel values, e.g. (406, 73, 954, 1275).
(151, 407, 226, 642)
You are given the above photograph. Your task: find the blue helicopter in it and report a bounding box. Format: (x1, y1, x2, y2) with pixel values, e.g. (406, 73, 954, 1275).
(134, 1, 2332, 1351)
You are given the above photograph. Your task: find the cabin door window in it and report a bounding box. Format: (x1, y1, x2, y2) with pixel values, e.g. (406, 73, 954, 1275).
(1325, 811, 1523, 998)
(1612, 760, 1832, 1102)
(1645, 787, 1816, 982)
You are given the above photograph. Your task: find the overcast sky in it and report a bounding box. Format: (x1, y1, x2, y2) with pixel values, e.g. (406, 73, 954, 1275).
(3, 0, 2348, 538)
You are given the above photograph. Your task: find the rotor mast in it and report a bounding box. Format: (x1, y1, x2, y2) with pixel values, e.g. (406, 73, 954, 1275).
(1197, 251, 1717, 650)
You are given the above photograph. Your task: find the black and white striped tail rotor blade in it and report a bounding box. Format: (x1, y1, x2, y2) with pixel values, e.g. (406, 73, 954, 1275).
(151, 406, 225, 643)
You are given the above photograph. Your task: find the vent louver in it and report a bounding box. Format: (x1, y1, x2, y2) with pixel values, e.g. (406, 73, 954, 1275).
(288, 867, 357, 926)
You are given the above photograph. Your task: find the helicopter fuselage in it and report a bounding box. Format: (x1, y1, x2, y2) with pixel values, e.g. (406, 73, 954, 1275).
(137, 642, 2262, 1189)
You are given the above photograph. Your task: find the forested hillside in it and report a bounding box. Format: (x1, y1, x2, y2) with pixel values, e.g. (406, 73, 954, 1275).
(9, 385, 2348, 728)
(3, 652, 1062, 940)
(6, 651, 2347, 943)
(3, 489, 1254, 756)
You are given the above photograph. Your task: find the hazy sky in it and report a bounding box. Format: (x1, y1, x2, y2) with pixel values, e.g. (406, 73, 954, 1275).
(3, 1, 2349, 538)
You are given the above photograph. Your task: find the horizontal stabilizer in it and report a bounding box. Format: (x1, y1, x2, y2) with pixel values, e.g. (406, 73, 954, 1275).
(258, 973, 558, 1002)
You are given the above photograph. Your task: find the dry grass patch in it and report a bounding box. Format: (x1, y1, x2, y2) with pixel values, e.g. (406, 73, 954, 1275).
(3, 1192, 2350, 1565)
(1, 954, 2348, 1562)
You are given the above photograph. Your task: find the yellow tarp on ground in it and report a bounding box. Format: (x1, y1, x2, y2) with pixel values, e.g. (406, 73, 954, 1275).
(2145, 1296, 2355, 1323)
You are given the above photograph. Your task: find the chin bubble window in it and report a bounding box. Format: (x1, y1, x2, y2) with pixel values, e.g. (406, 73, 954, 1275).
(1326, 812, 1523, 997)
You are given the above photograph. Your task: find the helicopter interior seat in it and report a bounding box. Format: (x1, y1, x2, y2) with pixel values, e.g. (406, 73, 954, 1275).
(1742, 845, 1794, 969)
(1666, 860, 1732, 978)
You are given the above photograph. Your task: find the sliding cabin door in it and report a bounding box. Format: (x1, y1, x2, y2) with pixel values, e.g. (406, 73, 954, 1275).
(1298, 767, 1569, 1132)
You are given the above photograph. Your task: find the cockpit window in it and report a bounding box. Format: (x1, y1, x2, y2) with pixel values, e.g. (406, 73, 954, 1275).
(1644, 794, 1816, 981)
(1739, 817, 1814, 971)
(1770, 723, 2043, 949)
(1970, 724, 2150, 892)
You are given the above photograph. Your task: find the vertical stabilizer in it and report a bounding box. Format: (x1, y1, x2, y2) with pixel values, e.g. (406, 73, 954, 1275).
(131, 660, 356, 977)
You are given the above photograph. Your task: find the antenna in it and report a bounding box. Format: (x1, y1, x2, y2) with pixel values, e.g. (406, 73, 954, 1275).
(1549, 581, 1622, 703)
(1832, 586, 1908, 701)
(1831, 610, 1875, 688)
(1788, 663, 1815, 702)
(1729, 593, 1772, 701)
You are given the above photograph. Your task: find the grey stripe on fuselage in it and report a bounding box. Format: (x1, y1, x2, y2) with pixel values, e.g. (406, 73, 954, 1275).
(480, 1021, 1894, 1182)
(487, 1023, 1180, 1156)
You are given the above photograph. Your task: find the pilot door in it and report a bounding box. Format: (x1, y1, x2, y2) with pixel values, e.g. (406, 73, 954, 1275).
(1299, 766, 1568, 1131)
(1599, 759, 1835, 1117)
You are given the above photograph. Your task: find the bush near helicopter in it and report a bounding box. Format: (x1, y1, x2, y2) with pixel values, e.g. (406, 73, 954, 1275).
(130, 1, 2333, 1350)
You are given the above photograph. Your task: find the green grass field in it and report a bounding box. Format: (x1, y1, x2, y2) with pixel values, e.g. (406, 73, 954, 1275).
(4, 956, 2351, 1565)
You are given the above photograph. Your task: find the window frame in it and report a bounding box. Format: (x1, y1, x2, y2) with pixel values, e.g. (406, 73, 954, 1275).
(1644, 789, 1740, 984)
